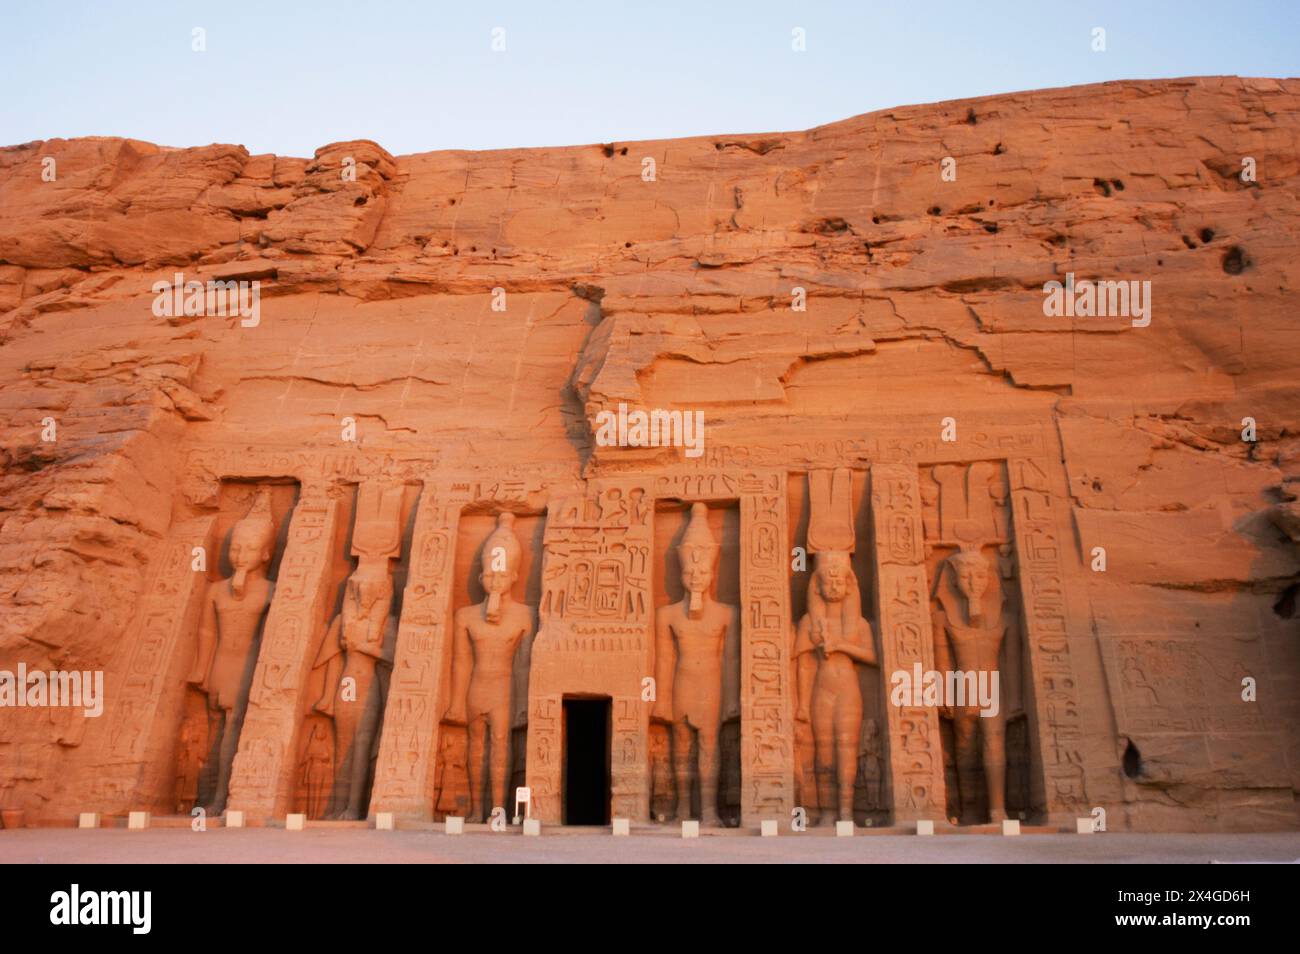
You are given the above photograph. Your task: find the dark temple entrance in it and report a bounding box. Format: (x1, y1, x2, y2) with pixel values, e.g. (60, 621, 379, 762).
(562, 697, 611, 825)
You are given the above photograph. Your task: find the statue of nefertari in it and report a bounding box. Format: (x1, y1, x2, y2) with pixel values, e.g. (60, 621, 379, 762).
(793, 550, 877, 825)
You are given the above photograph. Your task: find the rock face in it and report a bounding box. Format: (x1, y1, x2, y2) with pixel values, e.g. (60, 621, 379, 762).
(0, 76, 1297, 832)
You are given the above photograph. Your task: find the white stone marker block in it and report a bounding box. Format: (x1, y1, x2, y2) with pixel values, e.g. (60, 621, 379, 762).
(1002, 819, 1021, 836)
(1076, 817, 1095, 834)
(523, 818, 541, 837)
(285, 813, 306, 831)
(760, 819, 778, 837)
(681, 820, 700, 839)
(612, 818, 630, 836)
(836, 820, 855, 837)
(915, 820, 934, 836)
(375, 812, 395, 830)
(445, 816, 465, 835)
(78, 813, 101, 829)
(128, 811, 150, 830)
(224, 810, 245, 828)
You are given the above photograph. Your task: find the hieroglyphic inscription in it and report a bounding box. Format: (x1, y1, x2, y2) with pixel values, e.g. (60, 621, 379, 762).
(1008, 457, 1089, 816)
(738, 471, 794, 824)
(226, 482, 338, 817)
(527, 479, 653, 823)
(671, 430, 1046, 472)
(90, 516, 216, 810)
(370, 489, 460, 819)
(539, 481, 652, 626)
(870, 463, 947, 821)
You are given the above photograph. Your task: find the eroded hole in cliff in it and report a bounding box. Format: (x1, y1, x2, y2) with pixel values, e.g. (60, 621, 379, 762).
(1274, 583, 1298, 619)
(1093, 178, 1112, 197)
(966, 108, 977, 125)
(1122, 739, 1142, 779)
(1200, 227, 1215, 243)
(813, 216, 850, 234)
(1222, 246, 1250, 274)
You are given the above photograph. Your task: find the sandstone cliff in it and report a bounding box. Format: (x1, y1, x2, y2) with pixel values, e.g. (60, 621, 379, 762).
(1, 76, 1297, 829)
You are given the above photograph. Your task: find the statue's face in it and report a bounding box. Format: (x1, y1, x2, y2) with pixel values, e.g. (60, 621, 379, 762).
(680, 548, 714, 595)
(344, 573, 390, 620)
(954, 556, 989, 603)
(480, 565, 516, 597)
(815, 555, 851, 603)
(228, 526, 271, 571)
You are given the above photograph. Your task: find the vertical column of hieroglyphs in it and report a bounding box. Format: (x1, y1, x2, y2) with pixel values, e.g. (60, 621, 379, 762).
(869, 463, 947, 822)
(1007, 457, 1089, 819)
(90, 516, 216, 813)
(738, 471, 795, 826)
(227, 481, 339, 818)
(524, 496, 569, 823)
(370, 487, 460, 820)
(602, 480, 653, 823)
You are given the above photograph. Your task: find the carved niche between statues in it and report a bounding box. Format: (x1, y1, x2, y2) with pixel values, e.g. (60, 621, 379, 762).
(179, 482, 297, 816)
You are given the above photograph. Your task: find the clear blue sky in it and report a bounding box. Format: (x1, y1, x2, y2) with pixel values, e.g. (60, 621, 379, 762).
(2, 1, 1297, 157)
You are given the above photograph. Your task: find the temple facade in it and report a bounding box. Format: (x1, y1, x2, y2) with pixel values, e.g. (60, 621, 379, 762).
(79, 425, 1106, 830)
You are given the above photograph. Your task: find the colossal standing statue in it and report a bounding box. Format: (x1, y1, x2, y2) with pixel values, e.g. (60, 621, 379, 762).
(186, 489, 277, 815)
(446, 513, 534, 821)
(932, 546, 1008, 822)
(310, 483, 403, 819)
(793, 550, 877, 825)
(652, 503, 740, 826)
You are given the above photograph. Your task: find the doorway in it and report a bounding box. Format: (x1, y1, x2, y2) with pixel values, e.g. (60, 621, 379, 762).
(562, 697, 611, 825)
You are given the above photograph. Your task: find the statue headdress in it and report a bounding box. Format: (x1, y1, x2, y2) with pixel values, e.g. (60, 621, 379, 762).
(678, 503, 718, 563)
(233, 488, 275, 544)
(482, 512, 522, 575)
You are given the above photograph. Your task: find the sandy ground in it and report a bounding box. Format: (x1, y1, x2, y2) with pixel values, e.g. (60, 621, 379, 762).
(3, 828, 1298, 864)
